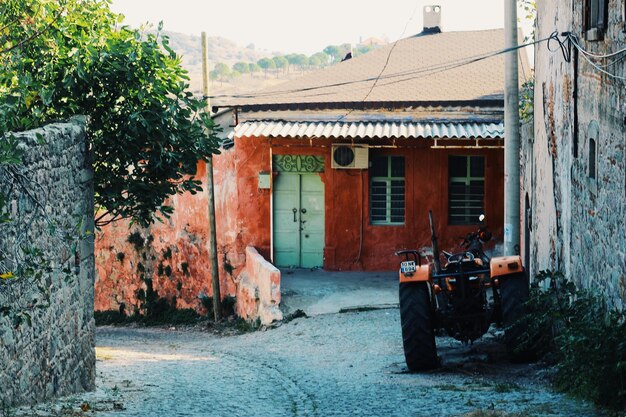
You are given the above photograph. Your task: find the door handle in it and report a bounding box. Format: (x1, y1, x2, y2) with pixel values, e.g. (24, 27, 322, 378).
(301, 208, 307, 214)
(292, 208, 297, 222)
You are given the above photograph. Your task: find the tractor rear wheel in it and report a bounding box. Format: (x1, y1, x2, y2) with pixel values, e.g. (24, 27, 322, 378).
(399, 282, 438, 371)
(500, 272, 535, 362)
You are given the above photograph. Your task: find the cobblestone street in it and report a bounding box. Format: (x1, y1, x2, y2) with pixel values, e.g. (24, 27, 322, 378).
(16, 308, 600, 417)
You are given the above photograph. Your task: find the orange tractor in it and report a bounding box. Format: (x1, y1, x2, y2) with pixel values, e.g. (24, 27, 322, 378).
(396, 211, 530, 371)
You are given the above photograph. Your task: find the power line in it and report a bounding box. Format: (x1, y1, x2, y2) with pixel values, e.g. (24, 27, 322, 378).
(566, 34, 626, 80)
(338, 1, 421, 122)
(208, 35, 550, 104)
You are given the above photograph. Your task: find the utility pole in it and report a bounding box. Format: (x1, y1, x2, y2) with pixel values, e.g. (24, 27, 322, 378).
(201, 32, 221, 321)
(504, 0, 521, 256)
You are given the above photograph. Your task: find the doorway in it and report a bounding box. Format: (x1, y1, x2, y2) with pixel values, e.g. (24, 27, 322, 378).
(273, 172, 325, 268)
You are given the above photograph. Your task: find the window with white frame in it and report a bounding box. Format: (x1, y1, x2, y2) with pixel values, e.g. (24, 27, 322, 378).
(448, 155, 485, 225)
(370, 155, 405, 225)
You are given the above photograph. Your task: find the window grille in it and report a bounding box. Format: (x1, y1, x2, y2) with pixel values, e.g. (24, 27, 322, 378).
(448, 155, 485, 225)
(370, 156, 405, 225)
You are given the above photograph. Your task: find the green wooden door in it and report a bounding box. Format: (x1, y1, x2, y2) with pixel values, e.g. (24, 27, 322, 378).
(273, 173, 324, 268)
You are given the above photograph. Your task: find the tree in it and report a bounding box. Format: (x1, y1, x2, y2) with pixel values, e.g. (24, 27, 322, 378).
(310, 52, 329, 68)
(212, 62, 231, 83)
(248, 62, 261, 77)
(354, 44, 374, 57)
(257, 57, 276, 78)
(272, 56, 288, 75)
(285, 53, 298, 72)
(292, 54, 309, 72)
(0, 0, 220, 226)
(232, 61, 249, 74)
(323, 45, 342, 64)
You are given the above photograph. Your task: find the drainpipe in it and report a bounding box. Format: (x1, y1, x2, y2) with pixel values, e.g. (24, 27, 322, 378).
(504, 0, 521, 256)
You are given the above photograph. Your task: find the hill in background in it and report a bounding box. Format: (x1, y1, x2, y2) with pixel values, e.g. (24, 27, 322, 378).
(163, 31, 386, 98)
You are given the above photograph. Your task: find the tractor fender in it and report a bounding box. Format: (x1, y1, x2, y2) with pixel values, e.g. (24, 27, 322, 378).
(490, 256, 524, 278)
(399, 264, 431, 283)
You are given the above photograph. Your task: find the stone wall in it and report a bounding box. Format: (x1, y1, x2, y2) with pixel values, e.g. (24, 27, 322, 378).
(0, 119, 95, 406)
(523, 1, 626, 309)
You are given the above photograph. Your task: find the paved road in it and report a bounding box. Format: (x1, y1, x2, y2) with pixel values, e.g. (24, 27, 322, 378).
(17, 309, 600, 417)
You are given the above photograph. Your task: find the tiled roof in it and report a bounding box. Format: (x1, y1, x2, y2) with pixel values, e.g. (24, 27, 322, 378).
(218, 29, 528, 109)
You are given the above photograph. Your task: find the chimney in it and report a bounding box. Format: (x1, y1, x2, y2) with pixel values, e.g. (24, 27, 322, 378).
(423, 5, 442, 34)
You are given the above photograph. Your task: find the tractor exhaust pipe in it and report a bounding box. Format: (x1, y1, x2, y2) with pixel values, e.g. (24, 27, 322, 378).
(429, 210, 442, 274)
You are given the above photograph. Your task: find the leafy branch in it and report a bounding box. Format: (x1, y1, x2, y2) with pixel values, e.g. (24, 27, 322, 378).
(0, 0, 221, 227)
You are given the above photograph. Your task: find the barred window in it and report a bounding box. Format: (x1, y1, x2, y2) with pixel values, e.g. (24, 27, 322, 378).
(448, 155, 485, 225)
(370, 156, 405, 225)
(585, 0, 609, 39)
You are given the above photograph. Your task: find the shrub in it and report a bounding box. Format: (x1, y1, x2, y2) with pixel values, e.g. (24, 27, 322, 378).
(520, 270, 626, 411)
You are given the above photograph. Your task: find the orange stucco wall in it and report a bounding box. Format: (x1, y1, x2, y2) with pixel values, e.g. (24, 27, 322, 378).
(95, 135, 504, 313)
(95, 154, 241, 313)
(236, 136, 504, 271)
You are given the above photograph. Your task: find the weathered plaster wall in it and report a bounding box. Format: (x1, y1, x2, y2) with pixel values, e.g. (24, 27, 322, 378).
(0, 119, 95, 406)
(523, 0, 626, 309)
(95, 153, 239, 314)
(236, 246, 282, 325)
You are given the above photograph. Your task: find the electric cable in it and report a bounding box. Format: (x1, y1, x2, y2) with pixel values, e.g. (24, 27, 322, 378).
(207, 35, 550, 104)
(567, 34, 626, 59)
(338, 1, 421, 122)
(566, 33, 626, 81)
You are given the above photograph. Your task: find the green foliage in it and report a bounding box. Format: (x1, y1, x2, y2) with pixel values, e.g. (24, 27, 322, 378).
(0, 134, 23, 224)
(323, 45, 342, 63)
(519, 78, 534, 123)
(232, 61, 249, 74)
(0, 246, 71, 329)
(248, 62, 260, 74)
(0, 0, 220, 226)
(272, 55, 288, 73)
(518, 0, 536, 42)
(308, 52, 328, 69)
(520, 270, 626, 411)
(211, 62, 231, 81)
(354, 44, 374, 57)
(257, 57, 276, 77)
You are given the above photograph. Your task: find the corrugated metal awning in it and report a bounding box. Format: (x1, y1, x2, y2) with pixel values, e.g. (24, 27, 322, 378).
(234, 120, 504, 140)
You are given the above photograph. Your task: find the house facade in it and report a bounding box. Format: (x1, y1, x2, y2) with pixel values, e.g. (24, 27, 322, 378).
(521, 0, 626, 309)
(215, 13, 530, 272)
(224, 110, 506, 271)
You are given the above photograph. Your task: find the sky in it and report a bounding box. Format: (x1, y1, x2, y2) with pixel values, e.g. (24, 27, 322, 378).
(109, 0, 534, 56)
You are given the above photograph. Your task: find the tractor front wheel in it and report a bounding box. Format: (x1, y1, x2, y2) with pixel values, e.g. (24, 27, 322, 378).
(500, 272, 535, 362)
(399, 282, 438, 371)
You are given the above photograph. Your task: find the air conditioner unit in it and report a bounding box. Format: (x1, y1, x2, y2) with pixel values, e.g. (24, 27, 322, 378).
(331, 145, 369, 169)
